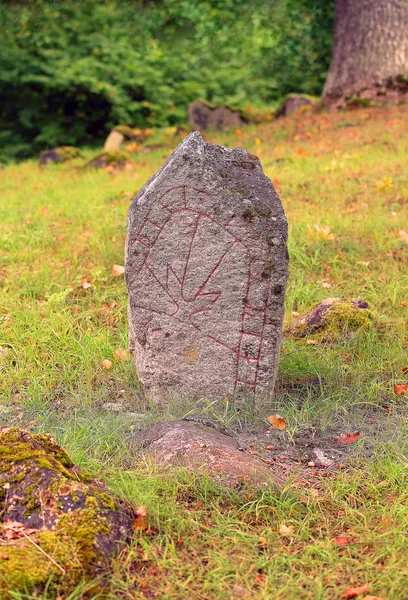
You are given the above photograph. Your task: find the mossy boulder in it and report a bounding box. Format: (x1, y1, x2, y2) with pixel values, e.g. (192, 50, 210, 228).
(0, 427, 134, 598)
(285, 297, 373, 342)
(39, 146, 82, 165)
(85, 151, 127, 169)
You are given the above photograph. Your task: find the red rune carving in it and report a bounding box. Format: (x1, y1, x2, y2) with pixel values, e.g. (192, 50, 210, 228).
(129, 186, 273, 394)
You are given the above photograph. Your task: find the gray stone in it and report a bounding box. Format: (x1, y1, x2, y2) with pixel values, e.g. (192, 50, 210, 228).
(125, 131, 288, 404)
(133, 420, 281, 488)
(188, 100, 244, 131)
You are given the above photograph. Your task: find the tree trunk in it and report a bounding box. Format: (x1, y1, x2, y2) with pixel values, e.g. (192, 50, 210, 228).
(323, 0, 408, 102)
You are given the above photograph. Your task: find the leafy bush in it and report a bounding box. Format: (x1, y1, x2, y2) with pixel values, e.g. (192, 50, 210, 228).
(0, 0, 334, 161)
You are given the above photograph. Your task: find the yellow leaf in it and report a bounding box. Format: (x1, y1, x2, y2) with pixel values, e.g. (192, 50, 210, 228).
(101, 359, 112, 370)
(279, 524, 294, 535)
(112, 264, 125, 277)
(113, 348, 130, 361)
(307, 224, 335, 241)
(268, 415, 286, 430)
(375, 176, 393, 191)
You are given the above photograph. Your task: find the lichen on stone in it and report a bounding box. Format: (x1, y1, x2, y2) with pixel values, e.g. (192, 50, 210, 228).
(0, 427, 134, 598)
(285, 297, 373, 342)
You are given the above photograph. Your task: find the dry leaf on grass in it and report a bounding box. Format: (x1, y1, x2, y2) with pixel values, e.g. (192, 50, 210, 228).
(337, 432, 359, 445)
(133, 504, 148, 531)
(101, 359, 112, 370)
(268, 415, 287, 430)
(113, 348, 130, 361)
(341, 584, 370, 599)
(333, 535, 351, 546)
(279, 524, 294, 535)
(399, 229, 408, 244)
(112, 264, 125, 277)
(80, 279, 92, 289)
(394, 383, 408, 396)
(307, 224, 335, 241)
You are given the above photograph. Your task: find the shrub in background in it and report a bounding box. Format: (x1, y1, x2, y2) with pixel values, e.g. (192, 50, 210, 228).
(0, 0, 334, 161)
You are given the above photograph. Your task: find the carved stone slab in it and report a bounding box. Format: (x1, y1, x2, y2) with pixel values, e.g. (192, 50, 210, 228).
(125, 132, 288, 403)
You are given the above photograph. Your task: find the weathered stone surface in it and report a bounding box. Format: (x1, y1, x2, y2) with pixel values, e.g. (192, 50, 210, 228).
(0, 427, 134, 597)
(125, 132, 288, 403)
(274, 94, 316, 119)
(285, 297, 372, 341)
(188, 100, 245, 131)
(103, 129, 125, 152)
(133, 420, 281, 487)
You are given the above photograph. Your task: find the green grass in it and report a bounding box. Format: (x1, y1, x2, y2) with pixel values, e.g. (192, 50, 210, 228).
(1, 104, 408, 598)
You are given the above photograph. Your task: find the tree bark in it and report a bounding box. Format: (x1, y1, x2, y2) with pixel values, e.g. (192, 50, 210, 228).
(323, 0, 408, 101)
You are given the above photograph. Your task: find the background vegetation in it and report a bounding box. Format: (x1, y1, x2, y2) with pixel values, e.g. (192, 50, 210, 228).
(0, 0, 334, 161)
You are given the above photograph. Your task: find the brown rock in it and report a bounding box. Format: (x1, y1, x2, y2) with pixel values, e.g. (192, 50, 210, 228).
(188, 100, 245, 131)
(133, 420, 281, 488)
(125, 131, 288, 403)
(274, 94, 316, 119)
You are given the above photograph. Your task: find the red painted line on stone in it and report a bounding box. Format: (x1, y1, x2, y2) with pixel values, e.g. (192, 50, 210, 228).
(129, 185, 274, 394)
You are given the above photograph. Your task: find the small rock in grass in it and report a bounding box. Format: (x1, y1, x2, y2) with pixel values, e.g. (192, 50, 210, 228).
(39, 146, 82, 165)
(132, 420, 283, 489)
(285, 297, 372, 342)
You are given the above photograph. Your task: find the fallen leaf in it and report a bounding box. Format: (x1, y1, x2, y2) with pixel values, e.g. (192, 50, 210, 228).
(375, 176, 393, 191)
(307, 224, 335, 241)
(342, 584, 370, 599)
(337, 432, 359, 445)
(112, 264, 125, 277)
(101, 359, 112, 370)
(113, 348, 130, 361)
(400, 302, 408, 307)
(334, 535, 351, 546)
(362, 596, 385, 600)
(268, 415, 287, 430)
(80, 229, 93, 239)
(394, 384, 408, 396)
(133, 504, 148, 531)
(80, 279, 92, 289)
(279, 524, 294, 535)
(399, 229, 408, 244)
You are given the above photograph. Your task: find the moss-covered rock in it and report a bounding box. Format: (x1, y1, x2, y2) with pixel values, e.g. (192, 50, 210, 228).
(285, 297, 373, 342)
(0, 427, 134, 598)
(39, 146, 82, 165)
(85, 151, 127, 169)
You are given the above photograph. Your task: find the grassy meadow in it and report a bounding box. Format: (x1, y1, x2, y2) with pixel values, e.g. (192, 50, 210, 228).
(1, 103, 408, 599)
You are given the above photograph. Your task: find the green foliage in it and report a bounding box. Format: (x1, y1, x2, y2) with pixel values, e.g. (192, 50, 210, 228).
(0, 0, 334, 161)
